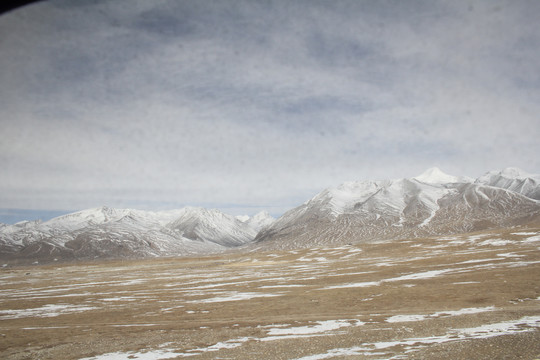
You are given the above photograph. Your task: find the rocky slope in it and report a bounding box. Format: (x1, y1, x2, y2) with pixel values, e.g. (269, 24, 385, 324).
(254, 168, 540, 249)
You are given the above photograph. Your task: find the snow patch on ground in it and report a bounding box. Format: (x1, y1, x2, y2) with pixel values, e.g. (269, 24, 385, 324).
(386, 314, 428, 323)
(322, 269, 455, 290)
(99, 319, 368, 358)
(295, 315, 540, 360)
(522, 235, 540, 243)
(109, 324, 159, 327)
(464, 234, 488, 242)
(188, 291, 282, 303)
(323, 281, 381, 289)
(79, 347, 183, 360)
(292, 346, 383, 360)
(0, 304, 97, 319)
(496, 252, 524, 258)
(101, 296, 138, 302)
(386, 269, 452, 282)
(266, 320, 364, 336)
(478, 239, 513, 246)
(386, 307, 495, 323)
(185, 337, 250, 354)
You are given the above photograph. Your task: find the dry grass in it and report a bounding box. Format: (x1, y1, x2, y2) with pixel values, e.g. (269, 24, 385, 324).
(1, 226, 540, 359)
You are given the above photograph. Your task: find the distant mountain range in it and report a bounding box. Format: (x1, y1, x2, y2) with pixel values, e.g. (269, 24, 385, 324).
(254, 167, 540, 250)
(1, 167, 539, 263)
(0, 207, 274, 264)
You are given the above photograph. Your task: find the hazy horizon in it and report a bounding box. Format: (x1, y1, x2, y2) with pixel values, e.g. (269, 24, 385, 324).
(2, 166, 537, 224)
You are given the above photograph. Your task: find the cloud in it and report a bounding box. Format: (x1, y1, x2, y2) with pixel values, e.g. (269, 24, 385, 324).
(0, 0, 539, 220)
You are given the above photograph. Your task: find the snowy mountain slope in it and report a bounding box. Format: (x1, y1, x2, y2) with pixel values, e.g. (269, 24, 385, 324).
(246, 211, 275, 232)
(254, 168, 540, 249)
(236, 211, 275, 232)
(2, 167, 539, 261)
(165, 207, 257, 247)
(475, 167, 540, 200)
(0, 207, 270, 264)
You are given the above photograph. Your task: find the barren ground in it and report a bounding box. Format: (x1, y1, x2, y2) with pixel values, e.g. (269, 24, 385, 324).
(1, 227, 540, 359)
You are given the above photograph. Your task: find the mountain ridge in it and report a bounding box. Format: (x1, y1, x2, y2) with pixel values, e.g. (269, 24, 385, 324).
(2, 167, 539, 263)
(253, 167, 540, 249)
(0, 207, 275, 264)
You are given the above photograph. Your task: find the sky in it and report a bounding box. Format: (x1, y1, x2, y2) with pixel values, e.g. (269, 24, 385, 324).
(1, 0, 539, 223)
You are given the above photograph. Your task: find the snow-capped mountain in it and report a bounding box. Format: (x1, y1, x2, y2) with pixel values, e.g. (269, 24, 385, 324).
(254, 168, 540, 249)
(475, 167, 540, 200)
(413, 167, 473, 184)
(246, 211, 275, 232)
(2, 167, 539, 261)
(166, 207, 257, 247)
(0, 206, 275, 264)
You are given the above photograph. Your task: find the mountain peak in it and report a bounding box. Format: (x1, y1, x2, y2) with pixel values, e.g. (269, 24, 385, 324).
(247, 211, 275, 232)
(413, 167, 461, 184)
(475, 167, 540, 200)
(251, 210, 272, 220)
(498, 167, 532, 179)
(476, 167, 538, 183)
(236, 215, 250, 222)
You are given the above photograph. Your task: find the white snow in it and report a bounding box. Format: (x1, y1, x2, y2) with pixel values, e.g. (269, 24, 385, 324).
(309, 180, 381, 216)
(296, 171, 460, 230)
(496, 253, 524, 258)
(109, 324, 159, 327)
(0, 205, 264, 259)
(478, 239, 513, 246)
(477, 167, 535, 182)
(83, 315, 540, 360)
(385, 269, 452, 282)
(258, 284, 306, 288)
(323, 281, 381, 290)
(322, 268, 460, 291)
(386, 314, 428, 323)
(464, 234, 488, 242)
(458, 315, 540, 338)
(104, 319, 366, 359)
(523, 235, 540, 243)
(0, 304, 97, 319)
(187, 337, 251, 353)
(414, 167, 468, 184)
(188, 291, 282, 303)
(22, 326, 72, 330)
(375, 261, 394, 267)
(386, 307, 495, 323)
(79, 348, 184, 360)
(101, 297, 138, 302)
(266, 320, 362, 336)
(292, 346, 377, 360)
(475, 168, 540, 200)
(235, 215, 250, 222)
(260, 334, 330, 342)
(246, 211, 275, 232)
(296, 315, 540, 360)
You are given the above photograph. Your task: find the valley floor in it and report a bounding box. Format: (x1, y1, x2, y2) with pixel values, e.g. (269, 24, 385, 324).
(1, 227, 540, 359)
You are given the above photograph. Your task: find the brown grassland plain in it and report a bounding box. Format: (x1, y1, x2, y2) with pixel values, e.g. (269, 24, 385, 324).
(1, 226, 540, 359)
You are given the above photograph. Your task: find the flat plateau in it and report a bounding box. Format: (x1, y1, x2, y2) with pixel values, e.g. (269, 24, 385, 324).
(1, 227, 539, 359)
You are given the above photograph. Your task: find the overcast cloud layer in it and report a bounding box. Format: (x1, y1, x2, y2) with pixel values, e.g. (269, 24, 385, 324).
(1, 0, 539, 222)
